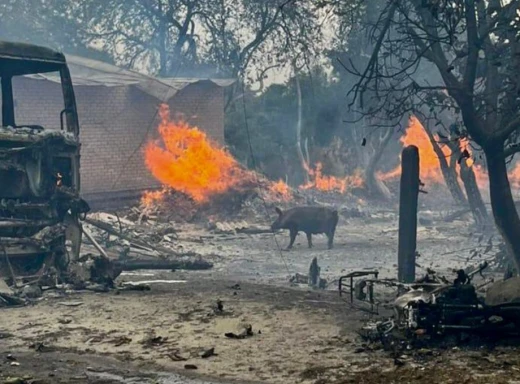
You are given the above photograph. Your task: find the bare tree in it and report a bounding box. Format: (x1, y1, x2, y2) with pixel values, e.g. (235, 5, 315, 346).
(204, 0, 323, 111)
(68, 0, 209, 76)
(364, 127, 394, 200)
(294, 69, 310, 184)
(336, 0, 520, 268)
(0, 0, 107, 59)
(68, 0, 322, 96)
(327, 0, 399, 199)
(418, 116, 468, 206)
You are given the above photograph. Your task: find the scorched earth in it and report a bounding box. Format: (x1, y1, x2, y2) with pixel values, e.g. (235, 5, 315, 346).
(2, 202, 520, 384)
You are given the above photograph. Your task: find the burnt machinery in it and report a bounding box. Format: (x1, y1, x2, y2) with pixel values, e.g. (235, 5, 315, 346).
(0, 41, 89, 278)
(342, 263, 520, 337)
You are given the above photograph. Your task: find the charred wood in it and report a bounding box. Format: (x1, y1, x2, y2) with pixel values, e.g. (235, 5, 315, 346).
(443, 208, 472, 222)
(84, 217, 181, 258)
(114, 259, 213, 271)
(398, 146, 419, 283)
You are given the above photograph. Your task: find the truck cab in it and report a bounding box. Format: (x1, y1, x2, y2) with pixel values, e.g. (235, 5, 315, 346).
(0, 41, 88, 278)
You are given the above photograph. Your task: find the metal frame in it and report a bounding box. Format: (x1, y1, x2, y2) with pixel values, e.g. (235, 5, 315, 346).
(339, 270, 380, 314)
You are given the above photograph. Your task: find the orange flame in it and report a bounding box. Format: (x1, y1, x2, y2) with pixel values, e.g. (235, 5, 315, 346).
(143, 104, 254, 203)
(269, 179, 292, 201)
(378, 115, 520, 193)
(302, 162, 364, 193)
(509, 163, 520, 190)
(142, 104, 295, 205)
(141, 188, 167, 207)
(380, 116, 449, 183)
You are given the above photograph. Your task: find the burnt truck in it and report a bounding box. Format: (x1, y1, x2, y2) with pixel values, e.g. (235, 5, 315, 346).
(0, 41, 89, 279)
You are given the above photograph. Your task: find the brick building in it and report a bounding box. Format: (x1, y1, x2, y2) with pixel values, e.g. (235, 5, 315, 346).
(8, 55, 234, 206)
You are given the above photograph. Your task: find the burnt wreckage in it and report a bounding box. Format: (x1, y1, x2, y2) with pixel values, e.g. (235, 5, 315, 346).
(342, 264, 520, 340)
(0, 41, 89, 278)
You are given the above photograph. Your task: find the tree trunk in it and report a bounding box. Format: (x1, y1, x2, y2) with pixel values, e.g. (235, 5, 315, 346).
(459, 160, 489, 228)
(486, 147, 520, 272)
(448, 142, 490, 229)
(295, 74, 310, 184)
(364, 130, 393, 200)
(422, 124, 467, 205)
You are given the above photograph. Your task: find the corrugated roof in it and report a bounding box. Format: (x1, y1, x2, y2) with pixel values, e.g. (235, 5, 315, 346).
(24, 54, 235, 101)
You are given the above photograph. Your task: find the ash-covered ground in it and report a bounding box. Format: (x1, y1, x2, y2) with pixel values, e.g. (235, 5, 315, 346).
(1, 191, 518, 384)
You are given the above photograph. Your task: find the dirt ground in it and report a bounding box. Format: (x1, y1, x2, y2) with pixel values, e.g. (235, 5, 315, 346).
(2, 212, 520, 384)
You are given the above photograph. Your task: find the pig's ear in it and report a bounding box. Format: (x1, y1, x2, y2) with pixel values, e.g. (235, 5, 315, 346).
(275, 207, 283, 216)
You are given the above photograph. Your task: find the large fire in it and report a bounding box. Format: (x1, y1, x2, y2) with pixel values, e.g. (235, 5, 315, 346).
(142, 104, 368, 207)
(142, 104, 296, 206)
(143, 104, 257, 204)
(380, 115, 520, 193)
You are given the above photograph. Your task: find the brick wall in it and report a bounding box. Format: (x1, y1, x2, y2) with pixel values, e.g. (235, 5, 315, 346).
(3, 76, 225, 200)
(167, 81, 225, 145)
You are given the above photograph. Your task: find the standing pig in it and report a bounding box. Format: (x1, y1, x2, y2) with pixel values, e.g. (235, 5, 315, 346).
(270, 206, 339, 250)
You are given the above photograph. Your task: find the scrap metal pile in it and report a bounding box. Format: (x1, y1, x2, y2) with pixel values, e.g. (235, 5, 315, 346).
(342, 263, 520, 345)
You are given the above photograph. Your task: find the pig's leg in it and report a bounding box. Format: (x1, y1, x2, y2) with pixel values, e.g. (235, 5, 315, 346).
(306, 232, 313, 248)
(285, 228, 298, 250)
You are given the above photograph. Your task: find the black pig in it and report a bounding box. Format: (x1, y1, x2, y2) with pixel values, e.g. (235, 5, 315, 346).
(270, 206, 339, 250)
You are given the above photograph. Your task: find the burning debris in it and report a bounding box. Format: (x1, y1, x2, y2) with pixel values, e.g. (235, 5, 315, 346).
(302, 162, 364, 194)
(144, 104, 258, 204)
(139, 105, 372, 218)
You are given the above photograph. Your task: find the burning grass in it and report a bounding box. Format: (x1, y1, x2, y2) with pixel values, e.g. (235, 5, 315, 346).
(142, 105, 520, 213)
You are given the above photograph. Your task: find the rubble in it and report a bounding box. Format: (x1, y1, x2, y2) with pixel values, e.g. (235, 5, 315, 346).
(225, 324, 254, 339)
(0, 206, 219, 305)
(356, 261, 520, 357)
(201, 347, 216, 358)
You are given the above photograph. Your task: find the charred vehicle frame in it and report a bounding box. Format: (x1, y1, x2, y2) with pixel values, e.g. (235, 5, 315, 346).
(0, 41, 89, 282)
(344, 263, 520, 339)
